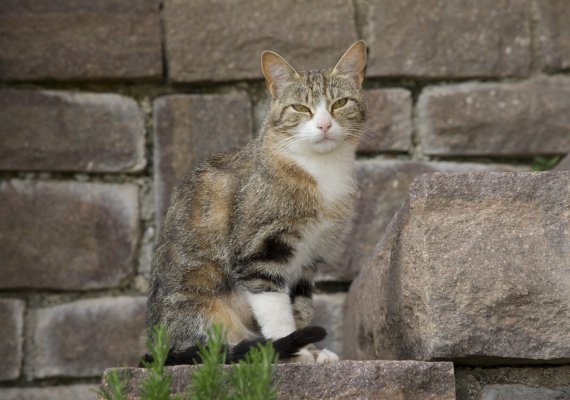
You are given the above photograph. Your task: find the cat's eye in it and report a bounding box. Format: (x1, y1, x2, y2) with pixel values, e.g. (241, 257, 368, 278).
(292, 104, 311, 113)
(332, 98, 348, 110)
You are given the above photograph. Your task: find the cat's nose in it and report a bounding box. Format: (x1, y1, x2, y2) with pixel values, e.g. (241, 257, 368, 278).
(317, 119, 332, 134)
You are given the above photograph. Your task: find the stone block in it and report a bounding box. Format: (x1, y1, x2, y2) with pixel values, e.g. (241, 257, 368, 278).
(418, 78, 570, 156)
(0, 299, 24, 381)
(345, 172, 570, 365)
(554, 155, 570, 171)
(0, 0, 161, 81)
(0, 180, 139, 290)
(0, 89, 145, 172)
(0, 385, 99, 400)
(358, 89, 412, 153)
(100, 361, 456, 399)
(31, 297, 146, 378)
(313, 294, 346, 358)
(538, 0, 570, 71)
(153, 93, 253, 225)
(481, 384, 568, 400)
(164, 0, 357, 82)
(319, 160, 524, 282)
(360, 0, 531, 78)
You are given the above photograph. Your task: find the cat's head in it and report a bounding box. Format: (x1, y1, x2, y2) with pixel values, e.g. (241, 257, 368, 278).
(261, 41, 367, 155)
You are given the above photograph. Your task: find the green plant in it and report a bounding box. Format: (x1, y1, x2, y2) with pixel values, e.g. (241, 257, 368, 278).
(229, 342, 279, 400)
(187, 324, 229, 400)
(532, 155, 561, 171)
(140, 324, 174, 400)
(98, 368, 128, 400)
(99, 324, 280, 400)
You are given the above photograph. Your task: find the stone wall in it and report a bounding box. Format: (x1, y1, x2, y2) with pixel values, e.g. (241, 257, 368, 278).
(0, 1, 568, 398)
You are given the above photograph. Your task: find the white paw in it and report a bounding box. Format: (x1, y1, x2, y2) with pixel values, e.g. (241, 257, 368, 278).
(291, 348, 316, 364)
(315, 348, 339, 364)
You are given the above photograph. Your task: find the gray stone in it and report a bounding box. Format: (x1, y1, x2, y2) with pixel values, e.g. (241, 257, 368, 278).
(480, 384, 566, 400)
(418, 78, 570, 156)
(319, 160, 525, 282)
(0, 0, 161, 81)
(100, 361, 456, 399)
(455, 366, 570, 400)
(164, 0, 357, 82)
(360, 0, 531, 78)
(32, 297, 146, 378)
(313, 294, 346, 358)
(345, 172, 570, 365)
(0, 180, 139, 290)
(0, 385, 99, 400)
(555, 155, 570, 171)
(358, 89, 412, 153)
(153, 93, 253, 226)
(0, 299, 24, 381)
(538, 0, 570, 71)
(0, 89, 146, 172)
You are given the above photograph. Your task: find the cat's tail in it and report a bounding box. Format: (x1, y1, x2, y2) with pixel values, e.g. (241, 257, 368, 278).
(139, 326, 327, 366)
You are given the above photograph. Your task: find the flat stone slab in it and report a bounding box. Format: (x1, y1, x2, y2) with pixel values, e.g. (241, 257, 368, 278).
(100, 361, 455, 399)
(345, 172, 570, 365)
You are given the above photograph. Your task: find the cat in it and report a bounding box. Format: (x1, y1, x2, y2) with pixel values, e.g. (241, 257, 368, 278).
(145, 41, 367, 365)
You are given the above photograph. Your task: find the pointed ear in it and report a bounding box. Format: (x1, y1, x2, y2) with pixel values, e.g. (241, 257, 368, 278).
(261, 50, 300, 97)
(332, 40, 367, 87)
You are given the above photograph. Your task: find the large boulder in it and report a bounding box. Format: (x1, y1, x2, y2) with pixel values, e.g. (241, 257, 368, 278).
(345, 172, 570, 365)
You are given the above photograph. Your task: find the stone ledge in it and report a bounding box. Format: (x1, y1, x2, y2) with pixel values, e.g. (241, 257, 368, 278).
(100, 360, 456, 399)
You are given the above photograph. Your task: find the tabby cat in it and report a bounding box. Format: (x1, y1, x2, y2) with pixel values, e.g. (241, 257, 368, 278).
(145, 41, 367, 364)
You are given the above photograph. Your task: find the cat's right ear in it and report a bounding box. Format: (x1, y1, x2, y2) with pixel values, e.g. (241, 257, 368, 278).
(261, 51, 300, 98)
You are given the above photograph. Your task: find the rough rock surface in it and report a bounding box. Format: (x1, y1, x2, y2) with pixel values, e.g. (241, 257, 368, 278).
(320, 160, 524, 281)
(0, 180, 139, 290)
(480, 384, 569, 400)
(163, 0, 357, 82)
(31, 297, 146, 378)
(0, 0, 161, 80)
(0, 299, 24, 381)
(360, 0, 531, 78)
(555, 155, 570, 171)
(100, 361, 456, 400)
(418, 78, 570, 156)
(538, 0, 570, 71)
(0, 385, 99, 400)
(345, 172, 570, 365)
(358, 89, 412, 153)
(0, 89, 145, 172)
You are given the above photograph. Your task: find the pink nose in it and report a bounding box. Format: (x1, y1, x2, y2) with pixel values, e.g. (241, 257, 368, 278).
(317, 119, 332, 134)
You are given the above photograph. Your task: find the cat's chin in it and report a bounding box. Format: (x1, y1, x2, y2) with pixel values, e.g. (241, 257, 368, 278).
(311, 138, 339, 154)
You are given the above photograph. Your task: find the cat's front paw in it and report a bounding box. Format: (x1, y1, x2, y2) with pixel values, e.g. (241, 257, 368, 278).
(289, 348, 316, 364)
(314, 348, 339, 364)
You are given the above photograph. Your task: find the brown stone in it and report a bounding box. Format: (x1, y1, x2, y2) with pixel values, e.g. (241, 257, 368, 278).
(32, 297, 146, 378)
(154, 93, 253, 225)
(418, 78, 570, 156)
(0, 0, 161, 81)
(0, 385, 99, 400)
(0, 180, 139, 290)
(100, 361, 456, 399)
(345, 172, 570, 365)
(360, 0, 531, 78)
(319, 160, 524, 282)
(0, 89, 145, 172)
(0, 299, 24, 381)
(313, 294, 346, 358)
(538, 0, 570, 71)
(164, 0, 357, 82)
(358, 89, 412, 153)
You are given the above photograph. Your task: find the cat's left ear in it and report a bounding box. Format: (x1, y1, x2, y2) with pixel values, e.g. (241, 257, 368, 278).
(261, 51, 300, 98)
(332, 40, 367, 87)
